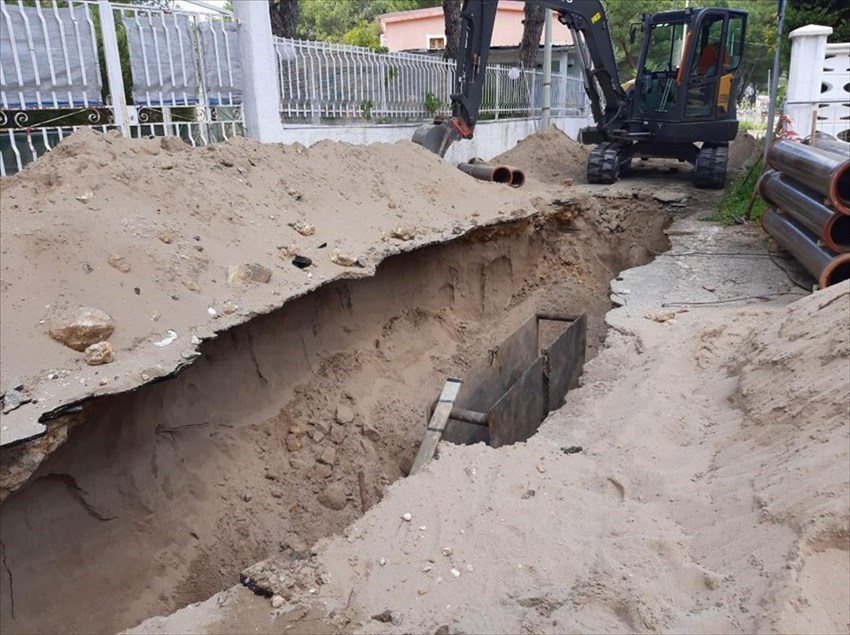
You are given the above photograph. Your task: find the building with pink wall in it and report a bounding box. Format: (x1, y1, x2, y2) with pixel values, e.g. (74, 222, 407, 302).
(377, 1, 573, 53)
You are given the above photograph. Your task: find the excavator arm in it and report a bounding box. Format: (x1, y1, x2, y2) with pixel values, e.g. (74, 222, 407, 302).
(414, 0, 627, 156)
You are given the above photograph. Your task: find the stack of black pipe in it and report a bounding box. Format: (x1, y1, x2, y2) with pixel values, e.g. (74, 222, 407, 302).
(760, 133, 850, 287)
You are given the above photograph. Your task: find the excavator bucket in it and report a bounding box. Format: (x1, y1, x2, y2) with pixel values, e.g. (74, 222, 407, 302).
(412, 122, 461, 158)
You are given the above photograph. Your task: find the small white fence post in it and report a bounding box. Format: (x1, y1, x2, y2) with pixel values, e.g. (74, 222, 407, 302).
(232, 0, 285, 142)
(98, 0, 130, 136)
(786, 24, 833, 139)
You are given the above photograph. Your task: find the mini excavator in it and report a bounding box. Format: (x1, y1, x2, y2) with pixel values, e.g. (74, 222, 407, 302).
(413, 0, 748, 188)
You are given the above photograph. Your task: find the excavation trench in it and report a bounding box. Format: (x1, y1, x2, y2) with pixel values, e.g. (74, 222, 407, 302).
(0, 198, 669, 635)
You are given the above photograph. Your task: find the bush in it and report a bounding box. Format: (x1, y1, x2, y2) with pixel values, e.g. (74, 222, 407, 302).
(739, 119, 762, 133)
(711, 157, 769, 224)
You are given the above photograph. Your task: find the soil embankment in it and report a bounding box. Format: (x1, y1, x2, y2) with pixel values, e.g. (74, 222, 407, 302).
(1, 130, 670, 634)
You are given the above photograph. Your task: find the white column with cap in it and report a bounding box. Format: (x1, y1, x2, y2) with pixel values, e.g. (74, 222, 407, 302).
(786, 24, 833, 140)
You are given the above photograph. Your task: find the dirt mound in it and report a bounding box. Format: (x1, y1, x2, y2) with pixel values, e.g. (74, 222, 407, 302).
(729, 131, 761, 171)
(730, 281, 850, 633)
(0, 128, 533, 451)
(493, 125, 590, 184)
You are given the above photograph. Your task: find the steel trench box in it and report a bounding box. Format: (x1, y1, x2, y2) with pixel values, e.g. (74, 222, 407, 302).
(439, 313, 587, 448)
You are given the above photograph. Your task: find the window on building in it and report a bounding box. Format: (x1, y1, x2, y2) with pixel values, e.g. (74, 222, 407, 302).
(427, 35, 446, 50)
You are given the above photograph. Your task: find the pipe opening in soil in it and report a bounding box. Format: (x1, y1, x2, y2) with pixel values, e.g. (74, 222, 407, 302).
(0, 199, 669, 635)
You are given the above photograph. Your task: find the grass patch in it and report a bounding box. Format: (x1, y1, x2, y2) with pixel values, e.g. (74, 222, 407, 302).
(711, 157, 768, 224)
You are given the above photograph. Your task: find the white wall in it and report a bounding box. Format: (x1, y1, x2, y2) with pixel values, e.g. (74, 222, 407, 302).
(281, 114, 594, 163)
(819, 43, 850, 140)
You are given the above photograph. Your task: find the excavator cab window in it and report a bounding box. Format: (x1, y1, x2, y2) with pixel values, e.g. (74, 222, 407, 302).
(724, 15, 745, 71)
(691, 16, 725, 78)
(684, 11, 744, 119)
(638, 21, 687, 115)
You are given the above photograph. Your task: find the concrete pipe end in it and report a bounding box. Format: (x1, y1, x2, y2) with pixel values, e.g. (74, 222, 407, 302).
(830, 161, 850, 214)
(819, 253, 850, 287)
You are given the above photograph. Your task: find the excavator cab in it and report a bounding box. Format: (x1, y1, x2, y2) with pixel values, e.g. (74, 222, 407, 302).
(633, 9, 745, 125)
(585, 7, 748, 188)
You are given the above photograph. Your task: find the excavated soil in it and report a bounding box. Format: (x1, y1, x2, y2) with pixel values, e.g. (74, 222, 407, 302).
(0, 126, 777, 635)
(494, 126, 590, 185)
(493, 127, 761, 186)
(0, 176, 669, 633)
(0, 129, 535, 456)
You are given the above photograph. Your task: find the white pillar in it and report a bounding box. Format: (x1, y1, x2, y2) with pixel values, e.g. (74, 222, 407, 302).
(233, 0, 285, 143)
(785, 24, 833, 140)
(98, 0, 130, 136)
(541, 10, 552, 129)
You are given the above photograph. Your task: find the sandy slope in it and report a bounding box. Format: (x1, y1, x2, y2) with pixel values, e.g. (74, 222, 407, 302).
(131, 221, 849, 634)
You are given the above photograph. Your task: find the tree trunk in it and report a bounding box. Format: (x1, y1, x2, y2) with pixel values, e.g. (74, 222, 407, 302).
(518, 4, 546, 69)
(442, 0, 461, 60)
(269, 0, 298, 39)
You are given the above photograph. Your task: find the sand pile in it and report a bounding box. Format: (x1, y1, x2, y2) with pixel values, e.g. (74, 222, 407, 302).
(493, 126, 590, 184)
(0, 129, 532, 449)
(728, 131, 761, 171)
(728, 281, 849, 633)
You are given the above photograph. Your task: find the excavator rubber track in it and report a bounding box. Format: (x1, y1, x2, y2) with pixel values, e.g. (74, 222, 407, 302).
(694, 144, 728, 189)
(587, 141, 633, 184)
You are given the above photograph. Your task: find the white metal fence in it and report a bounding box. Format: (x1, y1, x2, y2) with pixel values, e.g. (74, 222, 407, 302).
(0, 0, 242, 176)
(274, 37, 587, 124)
(1, 0, 589, 176)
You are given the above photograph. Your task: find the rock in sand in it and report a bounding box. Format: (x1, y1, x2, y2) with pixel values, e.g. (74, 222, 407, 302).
(317, 483, 347, 510)
(84, 341, 114, 365)
(335, 403, 356, 424)
(227, 263, 272, 285)
(49, 307, 115, 352)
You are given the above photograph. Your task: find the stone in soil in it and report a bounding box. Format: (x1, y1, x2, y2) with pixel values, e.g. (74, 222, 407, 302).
(653, 188, 688, 204)
(361, 420, 381, 442)
(2, 388, 32, 414)
(107, 254, 131, 273)
(330, 250, 361, 268)
(226, 263, 272, 285)
(317, 447, 336, 466)
(334, 403, 356, 424)
(48, 307, 115, 352)
(84, 341, 114, 365)
(317, 483, 347, 511)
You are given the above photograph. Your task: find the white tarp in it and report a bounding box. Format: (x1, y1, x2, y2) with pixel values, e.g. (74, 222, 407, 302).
(122, 12, 199, 106)
(0, 2, 103, 109)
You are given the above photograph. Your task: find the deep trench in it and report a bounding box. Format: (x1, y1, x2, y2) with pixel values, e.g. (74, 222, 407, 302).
(0, 201, 669, 635)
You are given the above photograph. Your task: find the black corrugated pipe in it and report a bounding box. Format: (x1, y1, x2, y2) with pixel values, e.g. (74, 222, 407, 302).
(759, 170, 850, 253)
(762, 208, 850, 287)
(766, 140, 850, 214)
